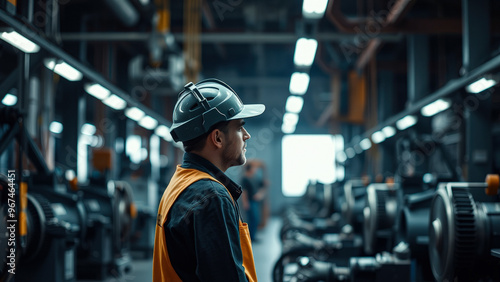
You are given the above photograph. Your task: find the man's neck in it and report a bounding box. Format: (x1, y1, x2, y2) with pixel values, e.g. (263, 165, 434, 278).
(190, 151, 227, 172)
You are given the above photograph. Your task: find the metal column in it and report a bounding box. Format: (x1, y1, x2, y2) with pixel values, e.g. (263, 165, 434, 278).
(462, 0, 492, 181)
(407, 35, 429, 108)
(378, 71, 396, 176)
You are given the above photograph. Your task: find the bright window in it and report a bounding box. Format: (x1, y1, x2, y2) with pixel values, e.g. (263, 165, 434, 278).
(282, 134, 339, 197)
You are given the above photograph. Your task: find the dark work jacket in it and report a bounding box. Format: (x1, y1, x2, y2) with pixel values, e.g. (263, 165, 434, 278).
(163, 152, 248, 281)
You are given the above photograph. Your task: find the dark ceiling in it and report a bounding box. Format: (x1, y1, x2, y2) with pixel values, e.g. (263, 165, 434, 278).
(1, 0, 499, 132)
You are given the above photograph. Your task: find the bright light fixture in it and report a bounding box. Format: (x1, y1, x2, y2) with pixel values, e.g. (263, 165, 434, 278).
(336, 151, 347, 163)
(81, 123, 96, 135)
(371, 131, 386, 144)
(359, 138, 372, 150)
(0, 30, 40, 53)
(2, 93, 17, 106)
(103, 94, 127, 110)
(285, 95, 304, 114)
(289, 72, 310, 95)
(139, 115, 158, 130)
(381, 126, 396, 138)
(44, 59, 83, 81)
(396, 115, 418, 130)
(302, 0, 329, 19)
(466, 76, 497, 93)
(345, 147, 355, 159)
(283, 112, 299, 126)
(281, 123, 296, 134)
(84, 83, 110, 100)
(49, 121, 63, 134)
(155, 125, 173, 141)
(125, 107, 146, 121)
(294, 38, 318, 67)
(421, 99, 451, 117)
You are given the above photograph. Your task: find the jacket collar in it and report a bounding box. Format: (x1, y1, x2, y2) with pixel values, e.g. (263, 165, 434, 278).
(181, 152, 242, 201)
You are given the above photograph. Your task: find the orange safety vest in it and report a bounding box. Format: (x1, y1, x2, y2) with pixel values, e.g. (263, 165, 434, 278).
(152, 165, 258, 282)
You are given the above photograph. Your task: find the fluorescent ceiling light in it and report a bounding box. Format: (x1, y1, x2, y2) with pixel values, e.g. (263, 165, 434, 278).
(285, 95, 304, 113)
(2, 93, 17, 106)
(336, 151, 347, 163)
(466, 76, 497, 93)
(396, 115, 418, 130)
(125, 107, 145, 121)
(283, 112, 299, 126)
(81, 123, 96, 135)
(155, 125, 173, 141)
(371, 131, 386, 144)
(293, 38, 318, 67)
(289, 72, 310, 95)
(381, 126, 396, 138)
(139, 115, 158, 130)
(359, 138, 372, 150)
(302, 0, 329, 19)
(85, 83, 110, 100)
(44, 59, 83, 81)
(103, 94, 127, 110)
(0, 31, 40, 53)
(281, 123, 296, 134)
(49, 121, 63, 134)
(421, 99, 451, 117)
(345, 147, 355, 159)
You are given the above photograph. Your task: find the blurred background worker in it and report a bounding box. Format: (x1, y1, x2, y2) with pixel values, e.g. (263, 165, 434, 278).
(241, 159, 269, 242)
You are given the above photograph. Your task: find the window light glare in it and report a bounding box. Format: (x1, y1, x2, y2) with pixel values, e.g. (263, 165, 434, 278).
(49, 121, 63, 134)
(103, 94, 127, 110)
(421, 99, 451, 117)
(466, 77, 497, 93)
(125, 107, 145, 121)
(396, 115, 418, 130)
(2, 93, 17, 106)
(302, 0, 329, 19)
(371, 131, 386, 144)
(381, 126, 396, 138)
(44, 59, 83, 81)
(139, 115, 158, 130)
(0, 31, 40, 53)
(293, 38, 318, 67)
(289, 72, 310, 95)
(81, 123, 96, 135)
(285, 96, 304, 114)
(359, 138, 372, 150)
(85, 83, 111, 100)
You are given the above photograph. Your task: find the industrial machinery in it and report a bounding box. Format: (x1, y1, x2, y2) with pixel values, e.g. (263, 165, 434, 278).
(428, 175, 500, 281)
(0, 108, 87, 282)
(76, 179, 135, 279)
(288, 242, 412, 282)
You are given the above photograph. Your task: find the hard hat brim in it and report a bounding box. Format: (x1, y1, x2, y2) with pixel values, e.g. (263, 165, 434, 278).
(229, 104, 265, 120)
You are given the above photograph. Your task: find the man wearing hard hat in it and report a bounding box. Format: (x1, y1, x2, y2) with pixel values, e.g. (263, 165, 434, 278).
(153, 79, 265, 281)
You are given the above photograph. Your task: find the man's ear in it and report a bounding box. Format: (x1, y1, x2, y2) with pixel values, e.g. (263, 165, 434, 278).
(209, 129, 224, 149)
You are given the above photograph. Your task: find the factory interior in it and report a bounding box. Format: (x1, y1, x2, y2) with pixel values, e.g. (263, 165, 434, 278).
(1, 0, 500, 281)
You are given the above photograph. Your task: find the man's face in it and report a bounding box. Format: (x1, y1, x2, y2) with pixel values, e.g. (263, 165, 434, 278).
(222, 119, 251, 168)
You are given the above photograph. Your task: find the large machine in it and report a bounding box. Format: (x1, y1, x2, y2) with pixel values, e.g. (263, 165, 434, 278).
(0, 108, 136, 281)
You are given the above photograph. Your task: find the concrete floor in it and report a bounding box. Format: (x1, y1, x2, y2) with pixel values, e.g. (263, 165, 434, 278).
(77, 217, 282, 282)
